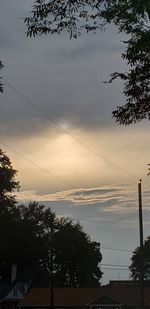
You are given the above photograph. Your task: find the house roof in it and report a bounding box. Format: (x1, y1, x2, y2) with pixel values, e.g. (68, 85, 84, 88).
(0, 280, 25, 301)
(19, 286, 150, 307)
(0, 282, 16, 300)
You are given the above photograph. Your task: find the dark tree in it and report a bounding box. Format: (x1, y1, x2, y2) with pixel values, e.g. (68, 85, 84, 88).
(0, 154, 102, 285)
(53, 217, 102, 287)
(130, 236, 150, 280)
(0, 149, 20, 279)
(0, 149, 102, 285)
(0, 148, 19, 204)
(16, 207, 102, 287)
(0, 150, 42, 280)
(0, 200, 55, 281)
(25, 0, 150, 125)
(0, 202, 102, 286)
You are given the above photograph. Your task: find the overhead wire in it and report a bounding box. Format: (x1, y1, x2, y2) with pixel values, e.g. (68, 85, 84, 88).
(0, 79, 139, 279)
(0, 142, 136, 258)
(1, 79, 137, 261)
(101, 263, 129, 268)
(0, 142, 136, 267)
(101, 267, 129, 271)
(1, 142, 137, 214)
(3, 78, 138, 180)
(1, 141, 135, 268)
(101, 246, 132, 253)
(1, 142, 76, 189)
(0, 143, 134, 275)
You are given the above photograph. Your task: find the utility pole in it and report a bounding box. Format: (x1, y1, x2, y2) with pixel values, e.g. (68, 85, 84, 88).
(138, 179, 144, 309)
(50, 222, 54, 309)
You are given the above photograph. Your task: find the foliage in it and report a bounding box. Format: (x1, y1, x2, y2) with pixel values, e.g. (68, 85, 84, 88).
(0, 61, 3, 93)
(0, 149, 20, 279)
(25, 0, 150, 125)
(25, 0, 103, 38)
(0, 148, 102, 286)
(0, 202, 102, 286)
(130, 236, 150, 280)
(54, 217, 102, 287)
(0, 148, 20, 203)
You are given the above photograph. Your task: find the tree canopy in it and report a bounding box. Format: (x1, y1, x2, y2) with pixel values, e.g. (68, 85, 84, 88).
(0, 148, 20, 217)
(25, 0, 150, 125)
(54, 217, 102, 287)
(0, 148, 102, 286)
(130, 236, 150, 280)
(0, 148, 20, 214)
(0, 149, 19, 198)
(1, 202, 102, 286)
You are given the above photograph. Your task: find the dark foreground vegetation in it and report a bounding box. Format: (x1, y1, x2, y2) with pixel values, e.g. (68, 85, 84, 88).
(0, 148, 102, 287)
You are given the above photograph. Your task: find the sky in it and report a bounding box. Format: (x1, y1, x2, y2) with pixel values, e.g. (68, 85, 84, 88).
(1, 0, 150, 284)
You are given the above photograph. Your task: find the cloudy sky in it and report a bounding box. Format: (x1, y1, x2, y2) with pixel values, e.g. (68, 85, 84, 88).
(1, 0, 150, 284)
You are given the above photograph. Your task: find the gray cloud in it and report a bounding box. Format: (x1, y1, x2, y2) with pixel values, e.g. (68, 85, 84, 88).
(16, 183, 139, 210)
(0, 0, 126, 139)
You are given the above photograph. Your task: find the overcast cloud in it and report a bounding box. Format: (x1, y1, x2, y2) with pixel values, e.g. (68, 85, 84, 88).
(0, 0, 127, 138)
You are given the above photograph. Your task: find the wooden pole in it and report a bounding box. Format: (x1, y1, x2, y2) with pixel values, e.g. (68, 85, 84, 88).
(138, 179, 144, 309)
(50, 223, 54, 309)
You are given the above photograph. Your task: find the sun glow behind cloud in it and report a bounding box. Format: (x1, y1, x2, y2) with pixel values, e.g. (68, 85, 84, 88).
(6, 124, 150, 195)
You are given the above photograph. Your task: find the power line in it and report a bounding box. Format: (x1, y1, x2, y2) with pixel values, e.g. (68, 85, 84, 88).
(0, 145, 135, 273)
(101, 246, 132, 253)
(101, 267, 129, 271)
(0, 79, 137, 276)
(1, 142, 136, 196)
(101, 263, 129, 268)
(1, 142, 76, 189)
(3, 78, 138, 179)
(0, 142, 137, 212)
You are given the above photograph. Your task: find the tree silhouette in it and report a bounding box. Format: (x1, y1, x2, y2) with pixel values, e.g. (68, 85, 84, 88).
(0, 149, 102, 286)
(0, 148, 19, 206)
(130, 236, 150, 280)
